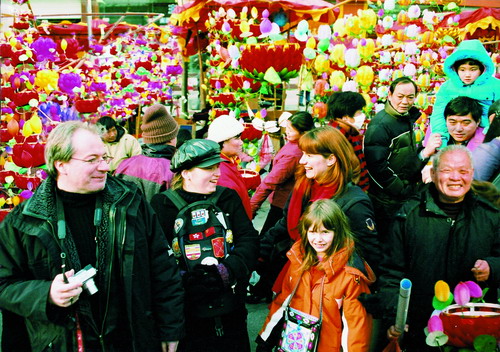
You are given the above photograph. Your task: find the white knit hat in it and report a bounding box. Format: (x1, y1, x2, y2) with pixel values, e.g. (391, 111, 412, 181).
(206, 115, 245, 143)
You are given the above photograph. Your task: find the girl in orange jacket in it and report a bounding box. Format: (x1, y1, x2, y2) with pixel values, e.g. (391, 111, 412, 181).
(256, 199, 375, 351)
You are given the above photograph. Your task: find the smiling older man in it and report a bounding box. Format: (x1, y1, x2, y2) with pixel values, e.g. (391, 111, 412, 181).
(370, 145, 500, 351)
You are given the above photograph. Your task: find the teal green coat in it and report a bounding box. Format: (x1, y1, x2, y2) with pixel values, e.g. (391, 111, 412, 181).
(430, 39, 500, 144)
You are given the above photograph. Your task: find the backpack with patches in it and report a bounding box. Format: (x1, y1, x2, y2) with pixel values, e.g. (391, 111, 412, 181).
(163, 186, 233, 272)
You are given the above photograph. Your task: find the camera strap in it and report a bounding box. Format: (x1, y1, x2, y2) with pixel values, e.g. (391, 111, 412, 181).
(55, 192, 103, 276)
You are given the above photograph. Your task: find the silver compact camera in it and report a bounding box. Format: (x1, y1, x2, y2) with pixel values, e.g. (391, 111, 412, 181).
(69, 264, 98, 295)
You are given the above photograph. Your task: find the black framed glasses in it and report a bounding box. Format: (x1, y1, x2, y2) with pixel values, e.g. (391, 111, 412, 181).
(71, 155, 113, 165)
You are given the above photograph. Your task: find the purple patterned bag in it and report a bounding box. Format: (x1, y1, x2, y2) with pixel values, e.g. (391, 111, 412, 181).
(277, 276, 324, 352)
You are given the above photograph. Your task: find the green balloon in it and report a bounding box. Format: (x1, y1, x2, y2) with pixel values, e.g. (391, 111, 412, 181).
(318, 39, 330, 53)
(151, 54, 158, 62)
(303, 48, 317, 60)
(246, 37, 258, 45)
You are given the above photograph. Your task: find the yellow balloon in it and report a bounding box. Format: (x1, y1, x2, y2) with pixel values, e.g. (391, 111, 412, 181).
(9, 37, 17, 48)
(415, 93, 429, 110)
(434, 280, 450, 302)
(346, 16, 361, 36)
(355, 65, 374, 91)
(394, 52, 406, 65)
(240, 21, 250, 33)
(314, 55, 330, 74)
(25, 50, 33, 58)
(22, 120, 33, 137)
(30, 114, 43, 134)
(392, 69, 404, 80)
(0, 198, 5, 208)
(417, 73, 430, 89)
(306, 37, 316, 50)
(12, 196, 20, 206)
(330, 44, 346, 66)
(329, 70, 346, 89)
(61, 39, 68, 51)
(251, 7, 258, 19)
(357, 39, 375, 61)
(333, 19, 346, 38)
(35, 70, 59, 93)
(358, 9, 377, 31)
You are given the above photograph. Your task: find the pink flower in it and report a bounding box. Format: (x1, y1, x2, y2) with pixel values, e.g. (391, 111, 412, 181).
(464, 281, 482, 298)
(454, 282, 471, 306)
(427, 315, 443, 332)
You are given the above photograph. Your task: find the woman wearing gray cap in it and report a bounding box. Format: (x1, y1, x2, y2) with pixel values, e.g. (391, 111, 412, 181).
(150, 139, 259, 352)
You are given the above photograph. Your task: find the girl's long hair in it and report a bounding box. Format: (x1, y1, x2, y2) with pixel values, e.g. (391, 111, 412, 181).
(295, 126, 360, 198)
(297, 199, 355, 272)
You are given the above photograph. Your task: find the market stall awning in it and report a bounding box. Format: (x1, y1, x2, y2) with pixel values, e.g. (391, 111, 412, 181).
(440, 8, 500, 40)
(171, 0, 337, 31)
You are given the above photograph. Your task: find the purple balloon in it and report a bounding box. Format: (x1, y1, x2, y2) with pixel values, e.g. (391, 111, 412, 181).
(58, 72, 82, 95)
(260, 18, 272, 34)
(31, 37, 57, 62)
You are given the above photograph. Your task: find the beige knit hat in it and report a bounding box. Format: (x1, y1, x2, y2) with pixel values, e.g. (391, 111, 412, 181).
(141, 104, 179, 144)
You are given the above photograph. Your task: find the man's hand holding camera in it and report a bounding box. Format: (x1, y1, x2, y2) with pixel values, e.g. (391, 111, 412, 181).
(49, 269, 83, 308)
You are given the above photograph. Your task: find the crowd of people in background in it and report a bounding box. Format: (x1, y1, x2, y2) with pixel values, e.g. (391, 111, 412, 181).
(0, 39, 498, 352)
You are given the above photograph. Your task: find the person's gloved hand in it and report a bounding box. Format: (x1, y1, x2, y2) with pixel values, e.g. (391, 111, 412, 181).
(358, 292, 385, 319)
(183, 264, 230, 301)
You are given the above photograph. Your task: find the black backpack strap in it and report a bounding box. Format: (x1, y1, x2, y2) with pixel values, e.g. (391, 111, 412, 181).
(163, 189, 188, 211)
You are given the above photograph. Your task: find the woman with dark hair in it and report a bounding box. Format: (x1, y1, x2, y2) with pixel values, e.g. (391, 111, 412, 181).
(253, 126, 381, 303)
(247, 112, 314, 303)
(96, 115, 141, 172)
(251, 111, 315, 232)
(326, 91, 370, 191)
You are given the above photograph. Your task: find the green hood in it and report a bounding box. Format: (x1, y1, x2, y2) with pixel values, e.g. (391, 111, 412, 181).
(443, 39, 495, 87)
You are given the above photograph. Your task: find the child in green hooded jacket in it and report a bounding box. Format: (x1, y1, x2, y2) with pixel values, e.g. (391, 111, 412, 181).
(429, 39, 500, 144)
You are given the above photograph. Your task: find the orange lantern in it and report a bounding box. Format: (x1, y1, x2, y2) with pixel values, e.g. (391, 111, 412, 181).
(313, 102, 328, 119)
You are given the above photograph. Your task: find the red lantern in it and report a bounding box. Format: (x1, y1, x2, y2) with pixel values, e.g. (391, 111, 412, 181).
(239, 43, 302, 81)
(11, 91, 39, 107)
(441, 303, 500, 348)
(11, 142, 46, 168)
(74, 99, 101, 113)
(241, 123, 263, 141)
(239, 169, 261, 191)
(13, 174, 42, 190)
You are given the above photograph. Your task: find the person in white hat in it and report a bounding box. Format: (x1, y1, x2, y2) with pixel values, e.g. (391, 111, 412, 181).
(207, 115, 252, 219)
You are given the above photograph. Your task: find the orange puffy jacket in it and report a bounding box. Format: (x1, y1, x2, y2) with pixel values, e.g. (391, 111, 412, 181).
(259, 240, 376, 351)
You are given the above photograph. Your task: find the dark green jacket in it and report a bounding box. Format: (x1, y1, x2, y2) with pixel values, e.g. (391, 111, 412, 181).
(0, 176, 185, 352)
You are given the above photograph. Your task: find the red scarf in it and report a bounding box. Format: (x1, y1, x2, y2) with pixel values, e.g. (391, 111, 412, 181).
(287, 179, 339, 241)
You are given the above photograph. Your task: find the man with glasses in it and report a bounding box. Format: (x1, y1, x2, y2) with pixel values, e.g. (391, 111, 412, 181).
(0, 121, 184, 351)
(207, 115, 253, 219)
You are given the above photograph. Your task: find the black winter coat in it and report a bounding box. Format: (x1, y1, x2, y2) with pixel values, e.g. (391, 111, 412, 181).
(364, 105, 425, 206)
(377, 186, 500, 350)
(151, 186, 259, 306)
(0, 177, 185, 352)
